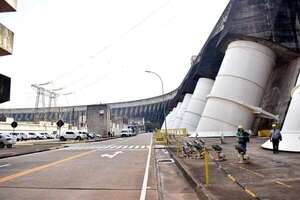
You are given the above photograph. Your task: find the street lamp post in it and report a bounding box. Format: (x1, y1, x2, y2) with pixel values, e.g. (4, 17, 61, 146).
(145, 70, 168, 135)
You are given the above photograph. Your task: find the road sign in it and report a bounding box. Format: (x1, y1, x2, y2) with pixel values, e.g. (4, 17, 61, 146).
(56, 120, 64, 128)
(11, 121, 17, 128)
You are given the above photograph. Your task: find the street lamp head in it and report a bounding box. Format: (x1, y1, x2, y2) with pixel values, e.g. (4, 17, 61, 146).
(145, 70, 152, 73)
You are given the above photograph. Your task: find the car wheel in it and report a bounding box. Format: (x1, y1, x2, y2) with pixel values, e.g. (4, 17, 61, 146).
(7, 144, 12, 148)
(60, 136, 66, 141)
(0, 142, 4, 148)
(17, 138, 20, 141)
(76, 136, 81, 140)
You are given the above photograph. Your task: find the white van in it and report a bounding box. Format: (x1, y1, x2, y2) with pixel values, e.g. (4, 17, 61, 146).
(120, 128, 134, 137)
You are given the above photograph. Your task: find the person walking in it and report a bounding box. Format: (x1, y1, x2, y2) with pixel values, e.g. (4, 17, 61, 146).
(270, 123, 282, 154)
(236, 125, 250, 154)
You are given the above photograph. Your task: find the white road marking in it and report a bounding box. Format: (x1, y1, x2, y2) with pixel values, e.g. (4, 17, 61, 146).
(101, 151, 123, 159)
(129, 145, 134, 149)
(135, 145, 140, 149)
(141, 146, 145, 149)
(139, 137, 152, 200)
(0, 164, 11, 168)
(116, 146, 123, 149)
(122, 145, 128, 149)
(110, 146, 117, 149)
(104, 145, 112, 149)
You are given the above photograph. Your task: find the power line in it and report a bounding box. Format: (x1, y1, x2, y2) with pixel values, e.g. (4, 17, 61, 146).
(48, 0, 173, 89)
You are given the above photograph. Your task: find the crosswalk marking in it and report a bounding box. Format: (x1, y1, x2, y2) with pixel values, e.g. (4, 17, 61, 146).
(63, 144, 150, 151)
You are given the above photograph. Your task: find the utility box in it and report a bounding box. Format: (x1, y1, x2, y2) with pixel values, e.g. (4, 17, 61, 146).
(87, 104, 111, 137)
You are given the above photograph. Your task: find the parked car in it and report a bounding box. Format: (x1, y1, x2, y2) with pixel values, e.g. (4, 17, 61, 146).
(0, 132, 16, 148)
(94, 133, 102, 139)
(42, 132, 54, 139)
(27, 132, 46, 140)
(59, 131, 83, 141)
(87, 132, 95, 139)
(78, 131, 88, 140)
(121, 128, 134, 137)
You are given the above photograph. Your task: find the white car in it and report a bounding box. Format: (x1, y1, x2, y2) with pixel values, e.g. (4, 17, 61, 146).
(27, 132, 46, 140)
(0, 132, 16, 148)
(59, 131, 83, 141)
(121, 129, 134, 137)
(78, 131, 88, 140)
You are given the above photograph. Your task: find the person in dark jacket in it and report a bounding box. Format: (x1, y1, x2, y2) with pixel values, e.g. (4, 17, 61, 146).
(270, 123, 282, 154)
(236, 125, 250, 154)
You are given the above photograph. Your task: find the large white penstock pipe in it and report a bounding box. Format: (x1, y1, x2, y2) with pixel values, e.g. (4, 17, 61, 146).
(196, 40, 276, 137)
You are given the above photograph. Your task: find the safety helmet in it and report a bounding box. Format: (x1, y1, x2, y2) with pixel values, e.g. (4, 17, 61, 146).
(272, 123, 277, 128)
(238, 125, 243, 129)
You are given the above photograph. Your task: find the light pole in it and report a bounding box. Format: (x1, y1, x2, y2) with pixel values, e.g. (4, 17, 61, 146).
(145, 70, 168, 134)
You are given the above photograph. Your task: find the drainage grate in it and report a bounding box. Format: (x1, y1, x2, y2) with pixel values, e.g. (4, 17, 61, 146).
(157, 158, 174, 164)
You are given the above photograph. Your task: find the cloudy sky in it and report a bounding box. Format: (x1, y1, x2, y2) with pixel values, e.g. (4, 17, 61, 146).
(0, 0, 229, 108)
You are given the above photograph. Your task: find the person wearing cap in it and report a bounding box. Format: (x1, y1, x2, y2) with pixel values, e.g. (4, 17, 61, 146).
(270, 123, 282, 154)
(236, 125, 250, 154)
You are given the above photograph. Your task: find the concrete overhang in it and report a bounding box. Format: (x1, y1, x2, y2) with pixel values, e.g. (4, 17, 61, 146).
(0, 23, 14, 56)
(0, 0, 16, 12)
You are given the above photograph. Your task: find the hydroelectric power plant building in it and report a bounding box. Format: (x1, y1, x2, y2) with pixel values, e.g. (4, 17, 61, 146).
(2, 0, 300, 151)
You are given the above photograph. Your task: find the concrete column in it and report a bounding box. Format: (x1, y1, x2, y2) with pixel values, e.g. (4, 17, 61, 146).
(180, 78, 214, 133)
(197, 40, 276, 136)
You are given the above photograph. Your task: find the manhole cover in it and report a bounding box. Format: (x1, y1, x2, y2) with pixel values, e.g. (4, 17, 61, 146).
(157, 158, 174, 164)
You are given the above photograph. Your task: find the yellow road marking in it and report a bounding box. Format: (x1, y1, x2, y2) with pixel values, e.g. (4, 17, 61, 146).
(275, 181, 292, 188)
(245, 187, 257, 198)
(0, 150, 97, 183)
(229, 163, 264, 178)
(238, 166, 265, 178)
(228, 174, 236, 182)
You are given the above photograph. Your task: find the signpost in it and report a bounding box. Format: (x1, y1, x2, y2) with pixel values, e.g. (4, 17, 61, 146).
(11, 121, 17, 134)
(56, 120, 64, 137)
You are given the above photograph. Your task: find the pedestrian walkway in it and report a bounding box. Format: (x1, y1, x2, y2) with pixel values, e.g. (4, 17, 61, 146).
(63, 145, 150, 151)
(169, 137, 300, 200)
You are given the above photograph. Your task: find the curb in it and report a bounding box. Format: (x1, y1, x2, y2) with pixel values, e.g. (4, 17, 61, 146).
(168, 150, 216, 200)
(16, 136, 120, 146)
(0, 137, 120, 159)
(0, 145, 67, 159)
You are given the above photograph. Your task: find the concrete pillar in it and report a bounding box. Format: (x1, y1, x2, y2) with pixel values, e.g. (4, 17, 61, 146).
(197, 40, 276, 136)
(180, 78, 214, 132)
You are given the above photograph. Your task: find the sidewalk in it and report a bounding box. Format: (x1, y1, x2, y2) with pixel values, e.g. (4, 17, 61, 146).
(169, 137, 300, 200)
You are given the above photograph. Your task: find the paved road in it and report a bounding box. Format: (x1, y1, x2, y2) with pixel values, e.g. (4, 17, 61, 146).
(0, 133, 156, 200)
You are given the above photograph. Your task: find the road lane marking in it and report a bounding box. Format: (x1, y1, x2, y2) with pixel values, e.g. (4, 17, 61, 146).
(275, 181, 292, 188)
(0, 164, 11, 168)
(141, 146, 145, 149)
(110, 146, 117, 149)
(128, 145, 134, 149)
(122, 145, 128, 149)
(116, 146, 123, 149)
(101, 151, 123, 159)
(0, 150, 96, 183)
(135, 145, 140, 149)
(104, 145, 112, 149)
(139, 137, 152, 200)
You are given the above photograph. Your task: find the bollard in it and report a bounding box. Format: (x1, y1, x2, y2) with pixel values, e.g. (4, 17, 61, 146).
(176, 137, 179, 156)
(204, 147, 209, 186)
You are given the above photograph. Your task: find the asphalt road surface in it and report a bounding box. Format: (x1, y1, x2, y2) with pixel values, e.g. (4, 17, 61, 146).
(0, 133, 156, 200)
